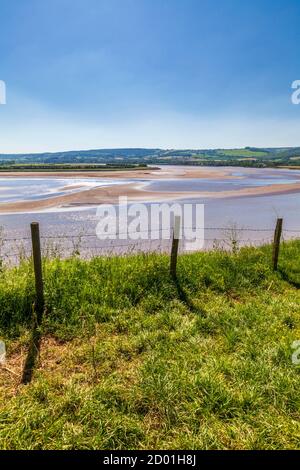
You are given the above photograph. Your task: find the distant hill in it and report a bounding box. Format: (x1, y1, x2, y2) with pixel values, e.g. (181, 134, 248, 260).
(0, 148, 161, 162)
(1, 146, 300, 168)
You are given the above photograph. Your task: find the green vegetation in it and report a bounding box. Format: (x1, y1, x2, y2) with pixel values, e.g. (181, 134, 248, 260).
(216, 149, 269, 158)
(0, 241, 300, 449)
(0, 163, 148, 172)
(1, 146, 300, 168)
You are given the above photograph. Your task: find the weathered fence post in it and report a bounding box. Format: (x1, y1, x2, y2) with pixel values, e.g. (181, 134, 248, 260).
(272, 218, 283, 271)
(30, 222, 44, 319)
(170, 216, 181, 278)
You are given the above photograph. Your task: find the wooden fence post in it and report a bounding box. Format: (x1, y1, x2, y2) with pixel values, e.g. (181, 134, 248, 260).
(170, 216, 181, 278)
(272, 218, 283, 271)
(30, 222, 44, 319)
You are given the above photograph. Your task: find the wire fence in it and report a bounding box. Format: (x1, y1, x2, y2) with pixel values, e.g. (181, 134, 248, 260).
(1, 221, 300, 265)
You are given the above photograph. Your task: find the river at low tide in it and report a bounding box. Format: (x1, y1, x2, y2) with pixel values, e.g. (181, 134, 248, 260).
(0, 166, 299, 259)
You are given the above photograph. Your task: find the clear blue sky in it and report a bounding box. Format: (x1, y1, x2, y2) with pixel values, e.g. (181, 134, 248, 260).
(0, 0, 300, 152)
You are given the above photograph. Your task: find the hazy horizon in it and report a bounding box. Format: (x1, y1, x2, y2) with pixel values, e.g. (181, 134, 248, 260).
(0, 143, 300, 157)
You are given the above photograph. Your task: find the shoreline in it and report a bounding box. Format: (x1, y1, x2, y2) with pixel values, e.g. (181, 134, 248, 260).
(0, 166, 240, 180)
(1, 166, 300, 214)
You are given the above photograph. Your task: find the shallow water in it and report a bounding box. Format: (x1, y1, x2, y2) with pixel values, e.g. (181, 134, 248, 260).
(0, 167, 300, 258)
(147, 167, 300, 192)
(0, 177, 127, 203)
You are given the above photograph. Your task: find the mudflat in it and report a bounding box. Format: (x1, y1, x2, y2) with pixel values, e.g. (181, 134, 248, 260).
(1, 166, 300, 213)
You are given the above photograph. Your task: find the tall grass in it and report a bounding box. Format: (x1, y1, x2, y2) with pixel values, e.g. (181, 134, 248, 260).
(0, 241, 299, 449)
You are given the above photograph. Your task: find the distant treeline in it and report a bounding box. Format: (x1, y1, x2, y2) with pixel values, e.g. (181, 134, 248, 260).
(0, 162, 148, 171)
(0, 146, 300, 168)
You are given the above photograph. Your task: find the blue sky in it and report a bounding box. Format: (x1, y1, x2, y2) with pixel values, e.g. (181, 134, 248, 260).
(0, 0, 300, 152)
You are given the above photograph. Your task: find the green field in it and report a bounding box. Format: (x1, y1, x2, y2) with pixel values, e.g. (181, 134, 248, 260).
(1, 241, 300, 449)
(216, 149, 270, 158)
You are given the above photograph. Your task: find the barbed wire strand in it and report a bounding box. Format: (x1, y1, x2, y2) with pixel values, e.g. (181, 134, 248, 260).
(2, 225, 300, 242)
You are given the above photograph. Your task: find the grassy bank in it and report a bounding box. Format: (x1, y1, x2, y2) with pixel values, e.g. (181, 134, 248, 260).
(0, 241, 300, 449)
